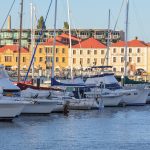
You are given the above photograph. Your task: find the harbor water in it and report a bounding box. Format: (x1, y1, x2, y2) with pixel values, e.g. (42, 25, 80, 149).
(1, 106, 150, 150)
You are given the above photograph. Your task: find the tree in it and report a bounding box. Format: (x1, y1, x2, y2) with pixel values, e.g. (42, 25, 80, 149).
(63, 21, 69, 29)
(37, 16, 46, 29)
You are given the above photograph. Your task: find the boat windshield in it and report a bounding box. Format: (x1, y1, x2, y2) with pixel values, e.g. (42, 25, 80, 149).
(0, 68, 9, 79)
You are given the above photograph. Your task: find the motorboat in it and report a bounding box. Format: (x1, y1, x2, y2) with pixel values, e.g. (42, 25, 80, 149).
(85, 88, 123, 107)
(0, 96, 28, 120)
(21, 98, 61, 114)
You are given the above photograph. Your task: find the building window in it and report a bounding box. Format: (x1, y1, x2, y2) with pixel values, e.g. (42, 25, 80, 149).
(39, 57, 43, 62)
(94, 58, 97, 65)
(39, 48, 42, 53)
(137, 57, 141, 63)
(5, 56, 12, 62)
(129, 57, 132, 62)
(129, 48, 132, 53)
(62, 57, 65, 63)
(34, 57, 36, 62)
(87, 50, 90, 55)
(113, 57, 116, 63)
(113, 68, 116, 72)
(101, 58, 104, 64)
(16, 57, 18, 62)
(56, 57, 59, 62)
(87, 58, 90, 64)
(80, 50, 83, 55)
(80, 58, 83, 66)
(50, 57, 53, 62)
(121, 57, 124, 63)
(73, 58, 76, 64)
(23, 57, 26, 62)
(50, 48, 53, 53)
(113, 48, 116, 53)
(121, 67, 124, 72)
(45, 47, 50, 53)
(73, 50, 76, 55)
(121, 48, 124, 53)
(94, 50, 97, 55)
(101, 50, 104, 54)
(137, 48, 141, 53)
(62, 48, 65, 53)
(56, 48, 59, 54)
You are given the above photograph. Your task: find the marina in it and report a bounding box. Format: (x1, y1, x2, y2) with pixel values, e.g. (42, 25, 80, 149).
(0, 0, 150, 149)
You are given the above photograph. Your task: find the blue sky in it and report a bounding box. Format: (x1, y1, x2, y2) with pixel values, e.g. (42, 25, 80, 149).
(0, 0, 150, 41)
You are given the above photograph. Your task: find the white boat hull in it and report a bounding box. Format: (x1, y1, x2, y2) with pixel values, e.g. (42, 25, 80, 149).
(101, 95, 122, 106)
(22, 99, 59, 114)
(69, 98, 98, 110)
(0, 100, 26, 119)
(119, 89, 148, 106)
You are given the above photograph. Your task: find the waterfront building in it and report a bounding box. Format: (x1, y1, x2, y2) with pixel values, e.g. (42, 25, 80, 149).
(34, 39, 69, 73)
(72, 37, 106, 69)
(0, 29, 124, 47)
(110, 38, 150, 76)
(0, 45, 30, 70)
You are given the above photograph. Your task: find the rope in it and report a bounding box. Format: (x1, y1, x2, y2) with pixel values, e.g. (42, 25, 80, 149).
(24, 0, 53, 81)
(1, 0, 16, 31)
(113, 0, 125, 31)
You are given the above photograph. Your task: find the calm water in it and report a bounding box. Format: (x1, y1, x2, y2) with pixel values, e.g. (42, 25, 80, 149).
(1, 106, 150, 150)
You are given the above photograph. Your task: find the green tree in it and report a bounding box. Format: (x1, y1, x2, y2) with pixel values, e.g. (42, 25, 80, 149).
(63, 21, 69, 29)
(37, 16, 46, 29)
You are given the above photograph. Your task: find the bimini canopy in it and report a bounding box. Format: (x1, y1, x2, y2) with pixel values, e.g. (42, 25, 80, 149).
(51, 78, 85, 87)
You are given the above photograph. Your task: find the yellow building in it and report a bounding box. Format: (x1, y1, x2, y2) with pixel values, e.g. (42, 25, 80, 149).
(0, 45, 30, 70)
(34, 39, 69, 72)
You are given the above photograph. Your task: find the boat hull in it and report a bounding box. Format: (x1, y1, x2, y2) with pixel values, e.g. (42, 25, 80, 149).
(0, 102, 25, 119)
(119, 89, 148, 106)
(22, 100, 58, 114)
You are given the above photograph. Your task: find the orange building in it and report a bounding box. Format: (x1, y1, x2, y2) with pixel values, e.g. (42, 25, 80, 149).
(0, 45, 30, 70)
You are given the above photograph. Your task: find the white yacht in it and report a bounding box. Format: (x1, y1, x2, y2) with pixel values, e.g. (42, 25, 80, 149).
(85, 68, 148, 106)
(21, 88, 68, 114)
(21, 98, 60, 114)
(85, 88, 123, 107)
(0, 96, 29, 120)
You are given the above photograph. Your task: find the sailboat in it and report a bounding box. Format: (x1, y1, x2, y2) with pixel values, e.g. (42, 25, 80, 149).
(14, 0, 66, 114)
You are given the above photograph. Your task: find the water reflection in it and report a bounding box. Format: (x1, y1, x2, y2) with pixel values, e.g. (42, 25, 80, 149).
(0, 106, 150, 150)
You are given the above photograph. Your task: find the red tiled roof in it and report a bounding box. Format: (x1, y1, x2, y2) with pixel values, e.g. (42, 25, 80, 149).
(58, 33, 80, 41)
(0, 45, 29, 53)
(72, 37, 106, 48)
(146, 43, 150, 47)
(111, 39, 148, 47)
(111, 41, 125, 47)
(41, 38, 65, 46)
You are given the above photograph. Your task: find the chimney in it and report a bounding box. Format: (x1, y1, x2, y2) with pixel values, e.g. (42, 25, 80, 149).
(7, 15, 11, 30)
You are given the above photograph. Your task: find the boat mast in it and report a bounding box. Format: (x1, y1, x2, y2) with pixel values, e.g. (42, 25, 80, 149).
(30, 1, 34, 79)
(106, 9, 111, 66)
(17, 0, 23, 83)
(52, 0, 58, 78)
(124, 0, 129, 77)
(67, 0, 73, 79)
